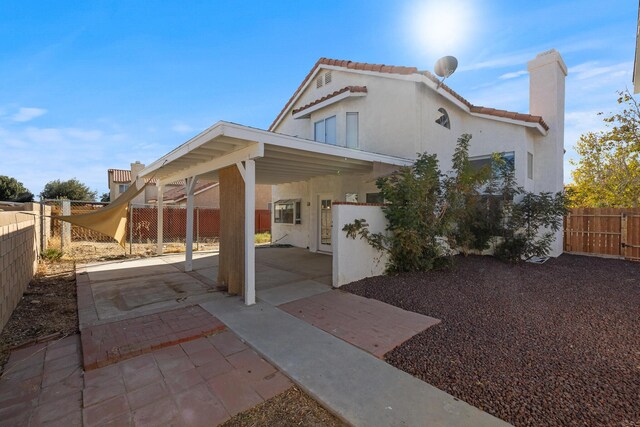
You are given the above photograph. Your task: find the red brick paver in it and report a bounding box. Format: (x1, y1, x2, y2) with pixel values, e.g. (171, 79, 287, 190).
(1, 329, 293, 426)
(280, 290, 441, 358)
(0, 335, 83, 427)
(81, 305, 225, 370)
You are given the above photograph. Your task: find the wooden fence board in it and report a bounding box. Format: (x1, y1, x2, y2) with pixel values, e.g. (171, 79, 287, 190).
(564, 207, 640, 261)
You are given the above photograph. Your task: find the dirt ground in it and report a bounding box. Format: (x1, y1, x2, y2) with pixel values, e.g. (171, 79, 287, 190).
(344, 254, 640, 427)
(52, 240, 220, 264)
(0, 260, 78, 371)
(221, 386, 346, 427)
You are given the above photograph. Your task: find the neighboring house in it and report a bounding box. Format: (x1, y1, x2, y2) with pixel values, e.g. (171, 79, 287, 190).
(269, 50, 566, 256)
(108, 161, 182, 205)
(109, 161, 271, 209)
(147, 181, 272, 210)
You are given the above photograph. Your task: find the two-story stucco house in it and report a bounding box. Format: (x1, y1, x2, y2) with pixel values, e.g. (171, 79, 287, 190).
(269, 49, 566, 256)
(138, 49, 566, 304)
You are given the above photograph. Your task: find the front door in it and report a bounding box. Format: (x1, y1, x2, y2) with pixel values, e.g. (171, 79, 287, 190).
(318, 194, 332, 252)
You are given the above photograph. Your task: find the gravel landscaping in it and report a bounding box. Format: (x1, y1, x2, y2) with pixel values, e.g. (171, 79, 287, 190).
(344, 254, 640, 427)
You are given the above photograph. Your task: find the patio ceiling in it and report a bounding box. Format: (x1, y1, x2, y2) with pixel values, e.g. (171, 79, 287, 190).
(139, 121, 412, 185)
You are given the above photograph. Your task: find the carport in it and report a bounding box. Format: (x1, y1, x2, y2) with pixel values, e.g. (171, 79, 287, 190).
(139, 121, 410, 305)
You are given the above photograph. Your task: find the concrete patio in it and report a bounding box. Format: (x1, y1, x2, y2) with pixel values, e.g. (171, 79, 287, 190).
(0, 247, 508, 426)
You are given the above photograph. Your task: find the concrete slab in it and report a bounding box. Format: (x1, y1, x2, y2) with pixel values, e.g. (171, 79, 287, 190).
(258, 280, 330, 306)
(200, 297, 510, 427)
(91, 272, 214, 321)
(84, 258, 180, 283)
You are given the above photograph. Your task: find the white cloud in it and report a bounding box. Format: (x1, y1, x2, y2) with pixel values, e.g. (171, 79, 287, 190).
(499, 70, 527, 80)
(171, 122, 194, 133)
(11, 107, 47, 122)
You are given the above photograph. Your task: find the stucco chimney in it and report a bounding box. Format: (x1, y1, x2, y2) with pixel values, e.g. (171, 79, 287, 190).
(527, 49, 567, 256)
(130, 161, 145, 182)
(528, 49, 567, 193)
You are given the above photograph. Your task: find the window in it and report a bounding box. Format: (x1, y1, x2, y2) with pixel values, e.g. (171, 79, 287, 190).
(527, 152, 534, 180)
(366, 193, 384, 204)
(346, 112, 359, 148)
(435, 108, 450, 129)
(118, 184, 129, 193)
(314, 116, 336, 144)
(345, 193, 358, 203)
(469, 152, 515, 174)
(274, 199, 301, 224)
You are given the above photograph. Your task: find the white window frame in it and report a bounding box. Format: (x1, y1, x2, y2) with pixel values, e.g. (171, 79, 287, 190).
(273, 199, 302, 225)
(314, 115, 337, 145)
(118, 184, 129, 193)
(527, 152, 534, 180)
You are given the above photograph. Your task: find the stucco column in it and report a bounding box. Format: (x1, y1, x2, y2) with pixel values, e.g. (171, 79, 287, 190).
(528, 49, 567, 257)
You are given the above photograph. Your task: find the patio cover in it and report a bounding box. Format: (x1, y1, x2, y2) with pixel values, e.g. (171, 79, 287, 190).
(138, 121, 412, 305)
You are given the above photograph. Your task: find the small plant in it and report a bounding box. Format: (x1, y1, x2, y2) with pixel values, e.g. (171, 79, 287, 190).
(41, 248, 63, 261)
(254, 232, 271, 244)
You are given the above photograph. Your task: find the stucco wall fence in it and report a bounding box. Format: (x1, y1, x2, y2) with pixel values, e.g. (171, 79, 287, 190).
(0, 205, 49, 329)
(332, 203, 389, 287)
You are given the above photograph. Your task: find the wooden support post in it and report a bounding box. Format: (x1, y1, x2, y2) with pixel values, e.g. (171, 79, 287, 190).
(218, 165, 245, 295)
(243, 160, 256, 306)
(621, 212, 628, 259)
(157, 184, 164, 255)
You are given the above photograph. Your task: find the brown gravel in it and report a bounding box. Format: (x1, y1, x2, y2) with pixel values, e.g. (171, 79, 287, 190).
(220, 386, 346, 427)
(344, 254, 640, 427)
(0, 260, 78, 371)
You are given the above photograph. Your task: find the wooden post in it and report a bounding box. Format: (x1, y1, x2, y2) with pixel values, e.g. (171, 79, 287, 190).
(218, 165, 245, 295)
(243, 160, 256, 306)
(621, 212, 628, 259)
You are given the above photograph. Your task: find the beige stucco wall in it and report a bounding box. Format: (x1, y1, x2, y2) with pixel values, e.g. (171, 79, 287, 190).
(0, 205, 49, 329)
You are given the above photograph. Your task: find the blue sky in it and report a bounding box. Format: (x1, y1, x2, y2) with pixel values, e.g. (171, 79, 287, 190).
(0, 0, 635, 197)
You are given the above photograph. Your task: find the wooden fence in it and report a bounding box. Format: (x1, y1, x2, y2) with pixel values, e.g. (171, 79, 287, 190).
(563, 208, 640, 261)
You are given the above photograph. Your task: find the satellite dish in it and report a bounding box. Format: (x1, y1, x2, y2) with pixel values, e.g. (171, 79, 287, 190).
(434, 56, 458, 78)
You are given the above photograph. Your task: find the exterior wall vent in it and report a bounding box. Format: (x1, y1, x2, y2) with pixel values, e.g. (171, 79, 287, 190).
(317, 76, 324, 88)
(324, 71, 332, 84)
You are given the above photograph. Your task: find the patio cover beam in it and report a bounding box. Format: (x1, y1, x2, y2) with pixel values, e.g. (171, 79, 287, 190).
(158, 143, 264, 186)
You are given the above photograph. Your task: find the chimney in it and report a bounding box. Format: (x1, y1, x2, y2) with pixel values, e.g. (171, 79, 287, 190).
(130, 161, 145, 182)
(527, 49, 567, 194)
(527, 49, 567, 257)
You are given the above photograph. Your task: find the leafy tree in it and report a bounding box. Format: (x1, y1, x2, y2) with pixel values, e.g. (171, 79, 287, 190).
(0, 175, 34, 202)
(40, 178, 97, 201)
(100, 192, 110, 202)
(569, 90, 640, 207)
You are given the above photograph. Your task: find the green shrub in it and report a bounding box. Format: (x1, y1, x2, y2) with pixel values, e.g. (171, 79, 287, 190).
(41, 248, 63, 261)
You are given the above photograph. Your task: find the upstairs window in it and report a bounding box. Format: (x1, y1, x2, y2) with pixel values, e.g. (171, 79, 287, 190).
(469, 152, 515, 174)
(118, 184, 129, 193)
(346, 112, 359, 148)
(527, 152, 534, 180)
(435, 108, 450, 129)
(314, 116, 337, 145)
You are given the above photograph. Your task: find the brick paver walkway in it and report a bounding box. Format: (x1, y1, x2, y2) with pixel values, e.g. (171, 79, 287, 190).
(280, 290, 440, 358)
(81, 305, 225, 370)
(0, 335, 83, 426)
(0, 331, 293, 426)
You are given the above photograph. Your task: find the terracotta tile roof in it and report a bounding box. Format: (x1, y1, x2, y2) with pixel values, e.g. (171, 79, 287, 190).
(269, 58, 549, 132)
(108, 169, 183, 186)
(292, 86, 367, 115)
(149, 181, 218, 203)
